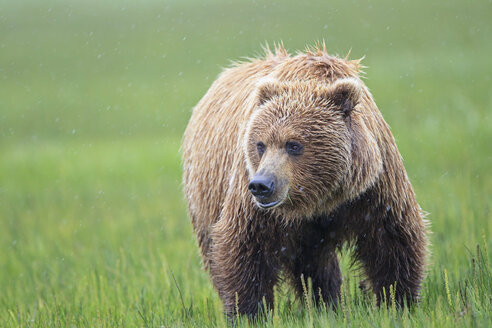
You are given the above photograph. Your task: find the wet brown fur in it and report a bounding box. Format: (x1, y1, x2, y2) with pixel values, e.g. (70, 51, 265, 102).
(182, 43, 429, 317)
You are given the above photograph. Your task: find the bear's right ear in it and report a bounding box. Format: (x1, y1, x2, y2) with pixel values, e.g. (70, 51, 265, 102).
(255, 77, 282, 106)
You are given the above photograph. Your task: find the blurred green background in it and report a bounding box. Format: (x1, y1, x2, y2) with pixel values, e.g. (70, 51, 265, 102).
(1, 0, 491, 326)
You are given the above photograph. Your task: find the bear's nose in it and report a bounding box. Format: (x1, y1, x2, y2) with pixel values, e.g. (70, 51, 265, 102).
(248, 175, 275, 198)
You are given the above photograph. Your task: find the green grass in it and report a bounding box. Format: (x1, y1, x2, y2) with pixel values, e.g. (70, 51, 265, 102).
(1, 0, 491, 326)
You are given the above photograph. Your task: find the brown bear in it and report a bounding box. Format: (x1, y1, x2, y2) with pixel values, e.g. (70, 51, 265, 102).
(182, 44, 429, 318)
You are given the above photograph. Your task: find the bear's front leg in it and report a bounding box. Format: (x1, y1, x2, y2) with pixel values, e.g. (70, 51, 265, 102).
(356, 206, 427, 306)
(209, 216, 280, 318)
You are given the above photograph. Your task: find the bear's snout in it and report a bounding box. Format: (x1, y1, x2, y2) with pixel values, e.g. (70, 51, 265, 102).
(248, 174, 275, 199)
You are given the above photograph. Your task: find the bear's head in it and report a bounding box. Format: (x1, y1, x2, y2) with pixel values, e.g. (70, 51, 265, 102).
(244, 77, 382, 220)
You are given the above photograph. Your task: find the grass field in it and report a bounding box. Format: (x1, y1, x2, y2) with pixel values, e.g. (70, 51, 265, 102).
(1, 0, 491, 326)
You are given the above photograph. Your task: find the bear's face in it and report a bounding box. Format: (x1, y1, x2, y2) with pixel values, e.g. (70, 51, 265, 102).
(244, 78, 363, 219)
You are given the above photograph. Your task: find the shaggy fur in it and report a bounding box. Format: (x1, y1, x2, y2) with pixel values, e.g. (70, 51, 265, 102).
(182, 44, 429, 318)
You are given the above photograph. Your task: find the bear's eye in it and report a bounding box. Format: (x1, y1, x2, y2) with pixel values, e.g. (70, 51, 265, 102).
(286, 141, 303, 156)
(256, 142, 266, 157)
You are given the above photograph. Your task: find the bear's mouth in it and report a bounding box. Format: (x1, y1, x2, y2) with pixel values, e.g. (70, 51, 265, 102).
(257, 199, 282, 209)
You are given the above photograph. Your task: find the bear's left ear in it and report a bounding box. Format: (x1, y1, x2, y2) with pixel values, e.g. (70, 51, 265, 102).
(325, 77, 363, 117)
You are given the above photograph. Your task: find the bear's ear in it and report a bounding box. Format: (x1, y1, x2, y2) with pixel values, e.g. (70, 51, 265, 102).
(326, 77, 363, 116)
(255, 77, 282, 106)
